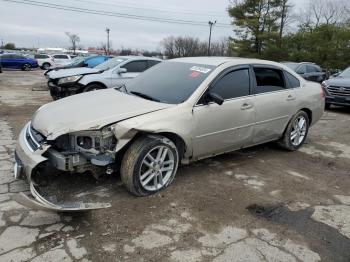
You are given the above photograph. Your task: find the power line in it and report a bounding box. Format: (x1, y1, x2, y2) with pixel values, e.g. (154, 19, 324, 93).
(2, 0, 232, 28)
(68, 0, 226, 17)
(69, 0, 228, 18)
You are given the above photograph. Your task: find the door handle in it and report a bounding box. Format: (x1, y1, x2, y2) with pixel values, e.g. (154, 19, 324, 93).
(286, 95, 296, 101)
(241, 103, 253, 110)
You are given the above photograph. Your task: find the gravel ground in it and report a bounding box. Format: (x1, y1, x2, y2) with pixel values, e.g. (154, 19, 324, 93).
(0, 70, 350, 262)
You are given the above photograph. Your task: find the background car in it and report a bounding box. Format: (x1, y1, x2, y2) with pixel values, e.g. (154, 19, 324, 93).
(322, 66, 350, 109)
(51, 54, 73, 67)
(34, 54, 55, 70)
(48, 55, 113, 71)
(0, 53, 39, 71)
(283, 62, 326, 83)
(47, 56, 162, 100)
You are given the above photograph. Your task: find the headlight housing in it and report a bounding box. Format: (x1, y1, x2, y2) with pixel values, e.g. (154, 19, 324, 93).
(57, 75, 82, 85)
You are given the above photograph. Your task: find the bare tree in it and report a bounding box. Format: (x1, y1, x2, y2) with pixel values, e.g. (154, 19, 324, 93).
(65, 32, 80, 55)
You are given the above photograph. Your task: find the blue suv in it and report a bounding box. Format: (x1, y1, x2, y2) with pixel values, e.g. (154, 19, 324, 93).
(0, 54, 39, 71)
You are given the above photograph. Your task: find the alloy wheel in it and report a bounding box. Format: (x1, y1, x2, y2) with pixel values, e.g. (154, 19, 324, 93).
(139, 145, 175, 191)
(290, 116, 307, 146)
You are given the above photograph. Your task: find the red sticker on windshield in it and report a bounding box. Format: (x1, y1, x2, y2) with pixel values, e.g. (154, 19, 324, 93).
(190, 71, 200, 78)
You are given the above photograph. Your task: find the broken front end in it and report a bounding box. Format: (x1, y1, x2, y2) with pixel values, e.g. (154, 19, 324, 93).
(13, 122, 118, 211)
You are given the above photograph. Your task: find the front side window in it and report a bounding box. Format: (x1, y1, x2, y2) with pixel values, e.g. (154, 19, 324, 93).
(35, 54, 49, 59)
(253, 68, 286, 94)
(297, 65, 306, 74)
(53, 55, 68, 59)
(123, 61, 148, 73)
(306, 65, 317, 73)
(210, 69, 250, 100)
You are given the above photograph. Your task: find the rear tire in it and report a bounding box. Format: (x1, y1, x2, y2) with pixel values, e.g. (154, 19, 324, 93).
(42, 63, 51, 70)
(83, 84, 104, 92)
(278, 111, 309, 151)
(22, 63, 31, 71)
(121, 135, 179, 196)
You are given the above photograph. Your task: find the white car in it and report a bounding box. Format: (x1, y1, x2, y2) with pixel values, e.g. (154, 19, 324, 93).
(51, 54, 73, 67)
(34, 54, 55, 70)
(46, 56, 162, 100)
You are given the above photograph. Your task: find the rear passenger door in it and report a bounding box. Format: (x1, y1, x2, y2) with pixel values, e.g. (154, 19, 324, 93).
(252, 66, 298, 144)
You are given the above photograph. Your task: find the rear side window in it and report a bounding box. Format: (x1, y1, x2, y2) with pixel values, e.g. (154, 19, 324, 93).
(253, 68, 286, 94)
(210, 69, 250, 100)
(123, 61, 148, 72)
(0, 54, 11, 59)
(285, 72, 300, 88)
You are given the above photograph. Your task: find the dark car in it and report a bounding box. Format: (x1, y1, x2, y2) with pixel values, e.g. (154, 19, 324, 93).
(322, 66, 350, 109)
(283, 62, 326, 83)
(0, 54, 39, 71)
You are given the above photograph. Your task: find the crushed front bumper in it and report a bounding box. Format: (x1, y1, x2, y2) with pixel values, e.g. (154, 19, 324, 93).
(48, 81, 83, 100)
(12, 123, 111, 212)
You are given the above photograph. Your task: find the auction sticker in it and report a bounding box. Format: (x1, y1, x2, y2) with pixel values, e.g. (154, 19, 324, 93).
(190, 66, 211, 74)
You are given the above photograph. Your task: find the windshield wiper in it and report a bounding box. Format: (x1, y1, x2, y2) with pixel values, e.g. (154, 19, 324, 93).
(130, 91, 160, 102)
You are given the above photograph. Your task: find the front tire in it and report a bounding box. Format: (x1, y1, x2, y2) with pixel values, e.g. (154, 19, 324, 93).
(121, 135, 179, 196)
(278, 111, 309, 151)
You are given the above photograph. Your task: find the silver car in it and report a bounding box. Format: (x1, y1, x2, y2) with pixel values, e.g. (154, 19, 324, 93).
(14, 57, 325, 211)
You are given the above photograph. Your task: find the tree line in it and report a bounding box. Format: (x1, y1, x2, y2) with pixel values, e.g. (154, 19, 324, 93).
(161, 0, 350, 70)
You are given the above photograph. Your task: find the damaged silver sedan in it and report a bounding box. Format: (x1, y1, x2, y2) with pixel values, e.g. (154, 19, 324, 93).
(13, 57, 325, 211)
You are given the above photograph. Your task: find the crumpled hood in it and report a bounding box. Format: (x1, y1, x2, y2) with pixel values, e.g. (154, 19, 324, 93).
(31, 89, 171, 139)
(326, 77, 350, 88)
(47, 67, 102, 79)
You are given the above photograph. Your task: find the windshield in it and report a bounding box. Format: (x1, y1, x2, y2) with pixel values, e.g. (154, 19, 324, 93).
(68, 57, 85, 66)
(339, 67, 350, 78)
(95, 57, 127, 71)
(123, 61, 216, 104)
(282, 62, 299, 71)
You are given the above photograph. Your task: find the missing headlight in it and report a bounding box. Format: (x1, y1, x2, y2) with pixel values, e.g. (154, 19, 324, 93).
(77, 136, 93, 150)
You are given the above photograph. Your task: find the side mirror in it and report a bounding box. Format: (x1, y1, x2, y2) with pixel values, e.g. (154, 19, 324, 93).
(206, 92, 224, 105)
(117, 68, 127, 74)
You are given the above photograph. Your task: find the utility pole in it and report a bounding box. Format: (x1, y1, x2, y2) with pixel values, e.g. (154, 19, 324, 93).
(0, 39, 4, 49)
(106, 27, 110, 55)
(208, 21, 216, 56)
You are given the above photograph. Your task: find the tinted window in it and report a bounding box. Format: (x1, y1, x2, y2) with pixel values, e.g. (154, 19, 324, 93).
(148, 60, 161, 68)
(53, 55, 69, 59)
(306, 65, 317, 73)
(254, 68, 285, 94)
(123, 61, 148, 72)
(35, 54, 49, 59)
(0, 54, 11, 59)
(297, 65, 306, 74)
(210, 69, 250, 100)
(12, 55, 24, 59)
(285, 72, 300, 88)
(124, 62, 215, 104)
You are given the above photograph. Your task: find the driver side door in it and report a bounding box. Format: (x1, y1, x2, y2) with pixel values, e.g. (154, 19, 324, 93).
(192, 66, 256, 159)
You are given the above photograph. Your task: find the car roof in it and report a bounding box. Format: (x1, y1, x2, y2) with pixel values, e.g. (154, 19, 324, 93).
(170, 56, 285, 67)
(118, 56, 162, 61)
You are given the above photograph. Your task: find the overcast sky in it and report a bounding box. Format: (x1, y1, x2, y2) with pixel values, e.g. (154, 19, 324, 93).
(0, 0, 305, 50)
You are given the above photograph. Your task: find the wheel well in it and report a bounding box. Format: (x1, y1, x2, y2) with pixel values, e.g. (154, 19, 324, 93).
(87, 82, 107, 89)
(158, 132, 186, 159)
(300, 108, 312, 125)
